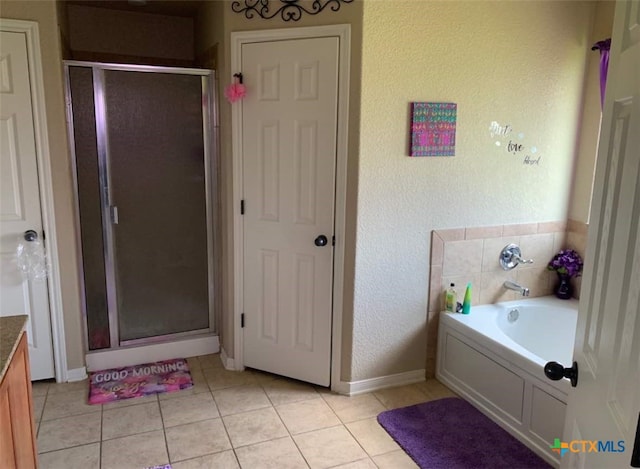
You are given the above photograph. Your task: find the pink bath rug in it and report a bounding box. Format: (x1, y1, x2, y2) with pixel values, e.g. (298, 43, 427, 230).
(88, 358, 193, 405)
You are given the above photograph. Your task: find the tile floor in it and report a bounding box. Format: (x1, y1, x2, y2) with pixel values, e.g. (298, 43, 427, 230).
(32, 354, 457, 469)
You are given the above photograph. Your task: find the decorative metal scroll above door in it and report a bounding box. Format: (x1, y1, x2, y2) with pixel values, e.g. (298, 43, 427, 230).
(231, 0, 353, 21)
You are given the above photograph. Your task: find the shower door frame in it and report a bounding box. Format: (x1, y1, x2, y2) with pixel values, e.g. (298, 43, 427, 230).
(64, 61, 218, 351)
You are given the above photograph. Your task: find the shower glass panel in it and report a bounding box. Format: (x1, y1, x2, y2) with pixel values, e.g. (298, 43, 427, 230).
(103, 70, 210, 342)
(66, 62, 215, 349)
(68, 67, 110, 350)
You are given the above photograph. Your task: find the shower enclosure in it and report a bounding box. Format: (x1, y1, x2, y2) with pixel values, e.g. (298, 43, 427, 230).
(65, 62, 218, 357)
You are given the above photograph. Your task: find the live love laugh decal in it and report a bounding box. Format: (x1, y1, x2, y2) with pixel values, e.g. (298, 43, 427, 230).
(489, 121, 541, 166)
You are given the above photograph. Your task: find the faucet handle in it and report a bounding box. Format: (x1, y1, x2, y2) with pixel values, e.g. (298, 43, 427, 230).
(500, 244, 533, 270)
(512, 252, 534, 265)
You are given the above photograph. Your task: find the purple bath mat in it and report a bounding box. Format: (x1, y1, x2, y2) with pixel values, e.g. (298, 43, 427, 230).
(377, 397, 551, 469)
(88, 358, 193, 405)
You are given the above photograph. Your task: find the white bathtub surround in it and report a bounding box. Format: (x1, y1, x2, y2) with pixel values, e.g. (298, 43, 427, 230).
(436, 296, 578, 467)
(426, 221, 567, 376)
(426, 220, 591, 377)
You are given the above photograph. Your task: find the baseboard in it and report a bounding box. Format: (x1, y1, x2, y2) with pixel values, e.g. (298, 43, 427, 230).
(339, 369, 426, 396)
(220, 346, 235, 370)
(66, 367, 88, 382)
(330, 380, 351, 395)
(85, 335, 219, 372)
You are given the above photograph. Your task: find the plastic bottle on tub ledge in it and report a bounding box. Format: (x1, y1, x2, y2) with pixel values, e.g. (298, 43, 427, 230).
(462, 283, 472, 314)
(444, 283, 457, 313)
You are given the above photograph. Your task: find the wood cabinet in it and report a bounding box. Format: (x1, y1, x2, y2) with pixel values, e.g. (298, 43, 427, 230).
(0, 332, 38, 468)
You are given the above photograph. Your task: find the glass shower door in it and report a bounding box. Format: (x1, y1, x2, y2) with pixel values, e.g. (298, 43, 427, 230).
(102, 70, 211, 343)
(68, 66, 111, 349)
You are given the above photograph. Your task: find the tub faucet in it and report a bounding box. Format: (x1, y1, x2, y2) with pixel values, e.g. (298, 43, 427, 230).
(504, 280, 530, 297)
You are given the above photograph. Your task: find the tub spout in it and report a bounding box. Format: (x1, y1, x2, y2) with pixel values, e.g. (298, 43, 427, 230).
(504, 280, 530, 297)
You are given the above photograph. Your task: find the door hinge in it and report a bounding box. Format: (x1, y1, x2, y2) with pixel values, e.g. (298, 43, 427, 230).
(241, 200, 245, 215)
(332, 235, 335, 246)
(241, 313, 245, 328)
(42, 229, 46, 241)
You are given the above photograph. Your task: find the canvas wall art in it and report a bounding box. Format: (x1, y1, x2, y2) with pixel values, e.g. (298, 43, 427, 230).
(410, 102, 457, 157)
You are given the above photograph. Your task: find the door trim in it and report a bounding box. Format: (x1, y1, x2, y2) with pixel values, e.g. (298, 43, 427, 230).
(231, 25, 351, 391)
(0, 19, 68, 382)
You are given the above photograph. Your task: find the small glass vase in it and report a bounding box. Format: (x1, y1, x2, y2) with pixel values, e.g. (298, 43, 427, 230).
(554, 273, 573, 299)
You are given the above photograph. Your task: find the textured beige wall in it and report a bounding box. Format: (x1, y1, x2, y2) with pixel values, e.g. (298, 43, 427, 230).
(353, 1, 594, 381)
(568, 1, 615, 223)
(0, 0, 85, 370)
(566, 219, 589, 298)
(67, 4, 195, 61)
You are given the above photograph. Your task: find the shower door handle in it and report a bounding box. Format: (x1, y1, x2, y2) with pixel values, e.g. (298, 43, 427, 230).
(110, 206, 119, 224)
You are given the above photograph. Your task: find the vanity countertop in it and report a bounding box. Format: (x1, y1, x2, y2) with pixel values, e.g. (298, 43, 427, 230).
(0, 315, 28, 382)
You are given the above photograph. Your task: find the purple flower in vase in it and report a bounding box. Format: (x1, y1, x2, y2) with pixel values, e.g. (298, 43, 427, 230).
(547, 249, 584, 278)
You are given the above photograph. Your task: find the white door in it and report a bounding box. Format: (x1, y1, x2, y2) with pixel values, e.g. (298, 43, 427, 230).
(561, 1, 640, 467)
(0, 30, 55, 380)
(241, 37, 339, 386)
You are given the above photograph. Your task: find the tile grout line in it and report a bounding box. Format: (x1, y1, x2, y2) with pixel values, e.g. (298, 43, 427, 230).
(157, 393, 172, 465)
(187, 357, 241, 466)
(259, 379, 312, 469)
(214, 389, 243, 467)
(342, 415, 401, 461)
(161, 358, 208, 464)
(34, 383, 45, 453)
(370, 391, 388, 412)
(37, 442, 102, 455)
(34, 384, 49, 440)
(39, 408, 101, 424)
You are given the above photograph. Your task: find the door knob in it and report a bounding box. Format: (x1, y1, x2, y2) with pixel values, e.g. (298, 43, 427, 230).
(314, 235, 328, 247)
(24, 230, 38, 242)
(544, 361, 578, 387)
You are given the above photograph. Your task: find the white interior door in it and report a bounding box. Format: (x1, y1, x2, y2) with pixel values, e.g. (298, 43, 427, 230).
(561, 1, 640, 467)
(241, 37, 339, 386)
(0, 30, 55, 380)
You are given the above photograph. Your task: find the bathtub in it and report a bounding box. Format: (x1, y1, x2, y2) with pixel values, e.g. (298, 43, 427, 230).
(436, 296, 579, 467)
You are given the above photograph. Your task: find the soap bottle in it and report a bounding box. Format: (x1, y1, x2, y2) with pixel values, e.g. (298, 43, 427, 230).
(444, 283, 457, 313)
(462, 283, 472, 315)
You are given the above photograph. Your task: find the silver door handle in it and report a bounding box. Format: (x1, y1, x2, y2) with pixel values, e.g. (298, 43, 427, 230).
(110, 206, 119, 224)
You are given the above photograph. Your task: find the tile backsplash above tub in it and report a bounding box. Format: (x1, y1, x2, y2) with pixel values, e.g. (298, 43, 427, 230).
(426, 220, 587, 377)
(431, 222, 566, 312)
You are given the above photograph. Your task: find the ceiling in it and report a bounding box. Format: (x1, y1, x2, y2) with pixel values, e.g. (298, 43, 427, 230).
(64, 0, 203, 18)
